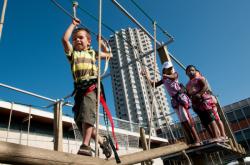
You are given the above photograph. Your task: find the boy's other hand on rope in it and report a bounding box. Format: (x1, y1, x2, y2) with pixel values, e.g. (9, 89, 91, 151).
(97, 35, 108, 47)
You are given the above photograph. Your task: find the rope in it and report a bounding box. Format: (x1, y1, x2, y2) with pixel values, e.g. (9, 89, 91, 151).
(66, 0, 162, 75)
(148, 21, 157, 150)
(68, 0, 116, 34)
(0, 0, 8, 41)
(52, 0, 178, 142)
(129, 0, 173, 40)
(51, 0, 98, 37)
(100, 37, 111, 77)
(53, 0, 184, 78)
(51, 0, 111, 77)
(95, 0, 102, 157)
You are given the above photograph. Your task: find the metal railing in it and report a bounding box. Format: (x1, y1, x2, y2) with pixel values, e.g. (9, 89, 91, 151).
(0, 82, 146, 152)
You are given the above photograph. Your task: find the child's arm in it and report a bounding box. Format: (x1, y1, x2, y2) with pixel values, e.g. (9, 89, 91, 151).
(62, 18, 80, 54)
(96, 37, 113, 59)
(163, 72, 178, 80)
(194, 78, 208, 98)
(141, 69, 162, 87)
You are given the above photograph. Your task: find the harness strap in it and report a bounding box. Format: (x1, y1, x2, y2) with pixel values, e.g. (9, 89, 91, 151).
(84, 84, 119, 150)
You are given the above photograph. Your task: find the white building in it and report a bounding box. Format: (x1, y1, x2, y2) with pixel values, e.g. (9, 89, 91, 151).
(109, 27, 171, 137)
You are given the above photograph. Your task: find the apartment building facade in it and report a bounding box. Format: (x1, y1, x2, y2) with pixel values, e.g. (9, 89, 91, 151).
(109, 27, 171, 136)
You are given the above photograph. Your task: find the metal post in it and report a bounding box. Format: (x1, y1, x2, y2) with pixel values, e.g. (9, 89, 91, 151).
(6, 102, 13, 142)
(95, 0, 102, 157)
(27, 106, 32, 146)
(53, 100, 63, 151)
(0, 0, 8, 41)
(0, 83, 56, 102)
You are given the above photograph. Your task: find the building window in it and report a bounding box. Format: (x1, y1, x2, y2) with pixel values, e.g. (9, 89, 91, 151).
(243, 106, 250, 118)
(235, 131, 249, 150)
(243, 128, 250, 149)
(235, 109, 245, 121)
(226, 112, 237, 123)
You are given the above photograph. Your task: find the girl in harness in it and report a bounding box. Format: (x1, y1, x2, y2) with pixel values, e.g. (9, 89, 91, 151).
(186, 65, 227, 143)
(142, 61, 201, 146)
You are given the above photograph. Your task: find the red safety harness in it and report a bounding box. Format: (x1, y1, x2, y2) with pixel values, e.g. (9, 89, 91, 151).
(84, 84, 119, 150)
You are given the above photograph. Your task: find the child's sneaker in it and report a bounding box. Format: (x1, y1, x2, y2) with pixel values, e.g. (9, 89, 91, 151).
(77, 144, 92, 156)
(220, 136, 229, 142)
(100, 136, 112, 159)
(192, 142, 202, 147)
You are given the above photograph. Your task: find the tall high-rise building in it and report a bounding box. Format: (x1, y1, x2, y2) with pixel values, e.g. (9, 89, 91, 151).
(109, 27, 171, 136)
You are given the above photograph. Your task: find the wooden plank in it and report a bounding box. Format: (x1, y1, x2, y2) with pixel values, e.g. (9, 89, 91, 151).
(104, 142, 188, 165)
(162, 142, 241, 160)
(0, 141, 106, 165)
(0, 141, 188, 165)
(140, 127, 152, 165)
(53, 101, 63, 151)
(157, 45, 171, 64)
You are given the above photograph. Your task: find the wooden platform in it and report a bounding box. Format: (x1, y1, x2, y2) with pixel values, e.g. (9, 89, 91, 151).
(162, 141, 244, 161)
(0, 141, 188, 165)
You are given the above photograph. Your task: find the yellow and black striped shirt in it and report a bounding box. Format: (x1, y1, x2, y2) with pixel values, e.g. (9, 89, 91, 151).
(66, 48, 97, 83)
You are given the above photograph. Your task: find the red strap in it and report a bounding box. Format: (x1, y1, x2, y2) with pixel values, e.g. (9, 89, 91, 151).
(100, 94, 119, 150)
(84, 84, 97, 94)
(84, 84, 119, 150)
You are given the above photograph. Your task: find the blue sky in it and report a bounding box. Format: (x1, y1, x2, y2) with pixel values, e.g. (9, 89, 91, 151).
(0, 0, 250, 119)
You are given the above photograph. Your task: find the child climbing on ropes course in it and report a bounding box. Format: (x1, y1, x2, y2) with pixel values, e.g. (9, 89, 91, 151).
(142, 61, 201, 146)
(194, 68, 227, 141)
(185, 65, 227, 143)
(62, 18, 113, 157)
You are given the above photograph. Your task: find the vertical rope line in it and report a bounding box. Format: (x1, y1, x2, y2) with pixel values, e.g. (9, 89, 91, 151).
(148, 21, 157, 149)
(95, 0, 102, 157)
(6, 102, 13, 142)
(0, 0, 8, 41)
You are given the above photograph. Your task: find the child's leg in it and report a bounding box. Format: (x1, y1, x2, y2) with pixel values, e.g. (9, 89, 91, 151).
(178, 106, 201, 144)
(181, 122, 195, 144)
(82, 123, 94, 146)
(182, 121, 201, 144)
(91, 128, 104, 144)
(212, 107, 226, 138)
(81, 91, 97, 145)
(209, 120, 220, 139)
(216, 120, 226, 137)
(77, 122, 93, 156)
(190, 125, 201, 143)
(185, 110, 201, 143)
